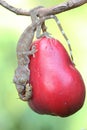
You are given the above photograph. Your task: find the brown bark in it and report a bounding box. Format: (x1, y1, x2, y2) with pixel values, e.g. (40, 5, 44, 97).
(0, 0, 87, 17)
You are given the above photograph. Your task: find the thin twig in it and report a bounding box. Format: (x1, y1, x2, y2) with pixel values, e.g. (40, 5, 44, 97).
(38, 0, 87, 17)
(0, 0, 30, 15)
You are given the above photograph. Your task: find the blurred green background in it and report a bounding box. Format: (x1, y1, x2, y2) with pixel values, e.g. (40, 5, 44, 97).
(0, 0, 87, 130)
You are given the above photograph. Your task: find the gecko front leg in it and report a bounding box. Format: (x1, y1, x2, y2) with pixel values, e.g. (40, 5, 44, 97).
(13, 65, 32, 101)
(17, 84, 32, 101)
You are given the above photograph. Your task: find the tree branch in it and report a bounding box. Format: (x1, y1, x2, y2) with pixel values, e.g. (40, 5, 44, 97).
(38, 0, 87, 17)
(0, 0, 87, 17)
(0, 0, 30, 15)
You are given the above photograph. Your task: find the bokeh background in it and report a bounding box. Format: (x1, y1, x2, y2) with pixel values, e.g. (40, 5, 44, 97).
(0, 0, 87, 130)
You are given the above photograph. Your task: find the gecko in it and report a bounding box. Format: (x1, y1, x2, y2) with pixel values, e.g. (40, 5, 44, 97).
(13, 25, 36, 101)
(13, 6, 44, 101)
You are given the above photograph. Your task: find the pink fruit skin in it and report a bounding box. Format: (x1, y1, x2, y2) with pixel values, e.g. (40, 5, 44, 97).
(28, 37, 86, 117)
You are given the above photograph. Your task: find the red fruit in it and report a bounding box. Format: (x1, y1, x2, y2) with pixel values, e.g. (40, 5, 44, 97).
(28, 37, 85, 117)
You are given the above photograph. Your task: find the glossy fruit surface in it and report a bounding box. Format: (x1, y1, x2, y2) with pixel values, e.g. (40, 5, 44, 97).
(28, 37, 85, 117)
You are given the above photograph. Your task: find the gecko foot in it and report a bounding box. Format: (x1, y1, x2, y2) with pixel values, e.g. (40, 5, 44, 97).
(22, 45, 37, 57)
(18, 84, 32, 101)
(31, 45, 38, 57)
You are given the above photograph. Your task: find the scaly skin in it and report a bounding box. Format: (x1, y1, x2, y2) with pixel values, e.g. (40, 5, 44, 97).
(13, 25, 36, 101)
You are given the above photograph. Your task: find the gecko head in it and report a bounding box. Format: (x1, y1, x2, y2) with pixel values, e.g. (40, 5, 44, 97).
(13, 66, 29, 85)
